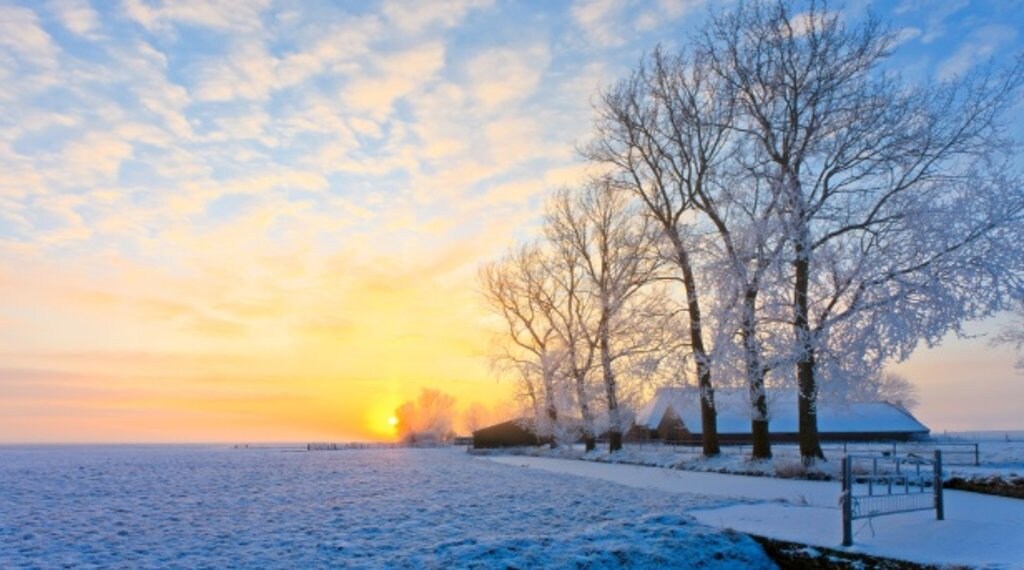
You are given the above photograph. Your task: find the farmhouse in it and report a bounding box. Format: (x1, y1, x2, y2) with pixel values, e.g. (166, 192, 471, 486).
(629, 387, 930, 443)
(472, 419, 545, 449)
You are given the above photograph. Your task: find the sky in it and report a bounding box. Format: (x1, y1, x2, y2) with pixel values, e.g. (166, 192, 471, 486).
(1, 0, 1022, 443)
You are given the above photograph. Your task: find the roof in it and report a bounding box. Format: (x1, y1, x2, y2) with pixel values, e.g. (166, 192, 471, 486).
(636, 388, 929, 435)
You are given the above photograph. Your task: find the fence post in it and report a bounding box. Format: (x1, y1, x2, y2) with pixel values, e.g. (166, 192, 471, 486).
(934, 449, 944, 521)
(841, 456, 853, 546)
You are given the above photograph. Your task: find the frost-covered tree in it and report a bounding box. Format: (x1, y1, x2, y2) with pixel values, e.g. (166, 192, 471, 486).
(588, 56, 728, 456)
(602, 45, 800, 459)
(993, 303, 1024, 371)
(394, 389, 457, 444)
(699, 0, 1024, 463)
(850, 372, 919, 410)
(545, 182, 669, 452)
(540, 198, 601, 451)
(482, 0, 1024, 463)
(480, 246, 568, 445)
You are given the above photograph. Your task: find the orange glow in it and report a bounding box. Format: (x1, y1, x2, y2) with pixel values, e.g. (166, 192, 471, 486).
(0, 247, 516, 443)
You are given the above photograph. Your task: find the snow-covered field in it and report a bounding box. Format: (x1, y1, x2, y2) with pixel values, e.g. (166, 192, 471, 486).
(0, 445, 772, 568)
(4, 442, 1021, 568)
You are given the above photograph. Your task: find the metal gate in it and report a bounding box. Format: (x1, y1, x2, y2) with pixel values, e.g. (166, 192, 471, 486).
(840, 451, 944, 546)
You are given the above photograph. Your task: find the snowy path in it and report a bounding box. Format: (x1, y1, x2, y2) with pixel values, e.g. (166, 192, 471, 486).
(484, 455, 1024, 568)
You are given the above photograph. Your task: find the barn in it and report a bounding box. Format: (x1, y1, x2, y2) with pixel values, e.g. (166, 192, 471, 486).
(472, 419, 545, 449)
(631, 387, 930, 443)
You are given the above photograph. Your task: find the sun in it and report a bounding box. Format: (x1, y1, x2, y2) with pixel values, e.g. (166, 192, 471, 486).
(387, 416, 399, 428)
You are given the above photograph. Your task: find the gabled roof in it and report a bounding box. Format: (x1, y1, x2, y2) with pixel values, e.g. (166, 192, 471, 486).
(636, 388, 929, 435)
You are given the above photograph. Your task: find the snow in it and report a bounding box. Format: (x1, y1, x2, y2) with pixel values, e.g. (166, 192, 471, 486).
(4, 443, 1019, 567)
(0, 445, 772, 568)
(494, 438, 1016, 483)
(638, 387, 929, 434)
(485, 455, 1024, 568)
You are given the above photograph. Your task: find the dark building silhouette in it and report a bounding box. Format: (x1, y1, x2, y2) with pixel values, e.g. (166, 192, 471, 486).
(472, 419, 543, 449)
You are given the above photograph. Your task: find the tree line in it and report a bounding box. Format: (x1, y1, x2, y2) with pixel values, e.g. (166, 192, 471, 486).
(481, 0, 1024, 464)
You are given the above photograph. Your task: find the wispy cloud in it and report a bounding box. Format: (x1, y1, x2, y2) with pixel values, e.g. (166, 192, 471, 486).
(121, 0, 270, 32)
(48, 0, 101, 38)
(0, 4, 60, 68)
(937, 24, 1018, 79)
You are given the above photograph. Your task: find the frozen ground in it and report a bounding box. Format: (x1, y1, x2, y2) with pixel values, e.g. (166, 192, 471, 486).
(486, 455, 1024, 568)
(0, 445, 772, 568)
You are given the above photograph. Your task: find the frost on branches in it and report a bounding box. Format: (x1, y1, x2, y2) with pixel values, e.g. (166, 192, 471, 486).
(480, 0, 1024, 464)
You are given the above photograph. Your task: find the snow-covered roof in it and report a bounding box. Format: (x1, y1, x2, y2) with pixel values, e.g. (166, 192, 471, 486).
(636, 388, 929, 435)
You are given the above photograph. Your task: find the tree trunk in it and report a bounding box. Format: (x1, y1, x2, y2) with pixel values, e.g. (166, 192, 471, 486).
(608, 431, 622, 452)
(573, 369, 596, 453)
(797, 350, 822, 463)
(600, 326, 622, 453)
(794, 247, 824, 464)
(670, 233, 720, 456)
(542, 363, 559, 450)
(742, 288, 772, 459)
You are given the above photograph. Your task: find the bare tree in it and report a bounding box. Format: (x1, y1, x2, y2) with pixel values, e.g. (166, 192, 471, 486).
(587, 53, 728, 456)
(644, 46, 792, 458)
(542, 194, 601, 450)
(545, 182, 668, 451)
(700, 0, 1024, 463)
(480, 246, 567, 445)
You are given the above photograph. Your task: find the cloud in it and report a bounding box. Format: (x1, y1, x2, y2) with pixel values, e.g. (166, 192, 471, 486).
(275, 21, 378, 83)
(61, 131, 134, 181)
(476, 162, 593, 208)
(190, 16, 379, 103)
(572, 0, 705, 49)
(918, 0, 968, 44)
(382, 0, 492, 32)
(48, 0, 101, 37)
(115, 41, 193, 138)
(122, 0, 270, 32)
(635, 0, 705, 32)
(938, 24, 1018, 80)
(465, 44, 550, 111)
(571, 0, 625, 47)
(192, 41, 278, 102)
(345, 42, 448, 120)
(893, 26, 923, 48)
(789, 9, 842, 38)
(0, 5, 60, 69)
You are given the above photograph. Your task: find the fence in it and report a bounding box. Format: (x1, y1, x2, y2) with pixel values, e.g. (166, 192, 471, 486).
(307, 442, 402, 451)
(622, 440, 980, 466)
(840, 451, 944, 546)
(833, 441, 978, 466)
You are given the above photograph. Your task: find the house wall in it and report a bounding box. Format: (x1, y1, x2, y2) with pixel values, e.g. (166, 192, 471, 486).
(657, 408, 689, 442)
